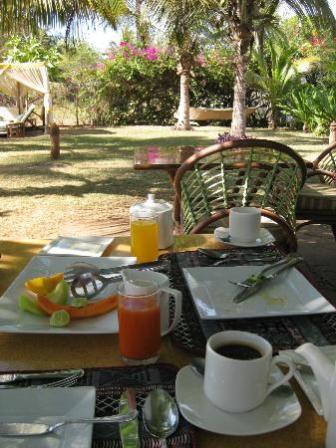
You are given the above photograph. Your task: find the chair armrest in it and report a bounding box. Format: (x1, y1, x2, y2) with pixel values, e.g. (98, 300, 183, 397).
(307, 168, 336, 182)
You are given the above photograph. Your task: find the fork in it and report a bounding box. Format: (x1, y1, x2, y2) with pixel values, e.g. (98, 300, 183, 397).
(41, 370, 84, 388)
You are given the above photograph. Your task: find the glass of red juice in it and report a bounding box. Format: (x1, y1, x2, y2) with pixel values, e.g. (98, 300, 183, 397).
(118, 284, 161, 365)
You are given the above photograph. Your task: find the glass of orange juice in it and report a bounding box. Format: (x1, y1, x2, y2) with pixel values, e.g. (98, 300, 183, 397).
(118, 282, 161, 365)
(130, 210, 158, 263)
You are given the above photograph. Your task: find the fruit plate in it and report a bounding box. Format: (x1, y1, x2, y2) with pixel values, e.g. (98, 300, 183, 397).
(0, 255, 136, 334)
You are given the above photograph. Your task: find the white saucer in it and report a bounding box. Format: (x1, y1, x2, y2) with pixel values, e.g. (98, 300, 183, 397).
(175, 366, 301, 436)
(214, 227, 275, 247)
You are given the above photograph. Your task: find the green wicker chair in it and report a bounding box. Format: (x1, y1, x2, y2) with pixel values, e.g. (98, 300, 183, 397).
(174, 139, 307, 251)
(296, 141, 336, 238)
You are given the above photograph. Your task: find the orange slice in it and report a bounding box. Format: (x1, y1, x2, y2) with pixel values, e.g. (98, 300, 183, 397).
(25, 273, 64, 296)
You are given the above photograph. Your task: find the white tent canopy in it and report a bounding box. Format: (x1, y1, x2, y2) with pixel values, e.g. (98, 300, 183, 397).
(0, 62, 52, 132)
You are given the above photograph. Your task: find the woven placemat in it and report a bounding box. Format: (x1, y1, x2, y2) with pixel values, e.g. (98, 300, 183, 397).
(0, 363, 196, 448)
(158, 248, 336, 354)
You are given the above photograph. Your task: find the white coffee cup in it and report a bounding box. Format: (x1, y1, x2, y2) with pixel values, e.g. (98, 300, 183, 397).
(203, 331, 294, 413)
(121, 269, 182, 336)
(229, 207, 261, 243)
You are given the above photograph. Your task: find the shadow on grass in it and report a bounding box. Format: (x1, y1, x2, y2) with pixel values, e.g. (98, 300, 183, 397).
(0, 168, 172, 199)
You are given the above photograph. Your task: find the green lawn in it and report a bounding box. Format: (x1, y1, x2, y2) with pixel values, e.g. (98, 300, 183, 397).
(0, 125, 328, 239)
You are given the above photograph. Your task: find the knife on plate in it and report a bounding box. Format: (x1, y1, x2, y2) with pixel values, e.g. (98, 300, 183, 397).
(119, 389, 140, 448)
(233, 256, 303, 304)
(0, 369, 84, 385)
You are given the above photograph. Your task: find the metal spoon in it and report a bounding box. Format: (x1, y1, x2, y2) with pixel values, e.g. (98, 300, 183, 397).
(70, 271, 120, 298)
(64, 261, 123, 282)
(143, 388, 179, 448)
(70, 265, 164, 299)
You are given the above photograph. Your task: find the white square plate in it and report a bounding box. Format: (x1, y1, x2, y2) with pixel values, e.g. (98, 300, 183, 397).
(0, 386, 95, 448)
(183, 266, 335, 319)
(0, 255, 136, 334)
(40, 236, 114, 256)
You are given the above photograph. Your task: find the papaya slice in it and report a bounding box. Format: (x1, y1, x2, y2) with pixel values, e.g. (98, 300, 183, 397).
(37, 294, 118, 319)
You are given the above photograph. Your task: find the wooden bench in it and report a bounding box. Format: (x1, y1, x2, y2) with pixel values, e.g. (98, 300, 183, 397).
(7, 122, 25, 138)
(175, 107, 257, 122)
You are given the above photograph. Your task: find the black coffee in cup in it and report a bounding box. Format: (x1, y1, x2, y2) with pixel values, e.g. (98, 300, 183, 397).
(214, 343, 262, 360)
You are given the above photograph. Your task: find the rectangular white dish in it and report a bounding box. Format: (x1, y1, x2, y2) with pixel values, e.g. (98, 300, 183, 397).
(0, 255, 136, 334)
(0, 386, 95, 448)
(40, 236, 114, 256)
(183, 265, 335, 319)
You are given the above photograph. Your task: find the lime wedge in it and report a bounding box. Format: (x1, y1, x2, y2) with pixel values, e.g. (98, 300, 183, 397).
(50, 310, 70, 327)
(47, 280, 69, 305)
(19, 294, 45, 316)
(71, 298, 89, 308)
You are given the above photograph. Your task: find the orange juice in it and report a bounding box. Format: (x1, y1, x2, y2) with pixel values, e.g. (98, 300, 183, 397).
(118, 295, 161, 362)
(131, 218, 158, 263)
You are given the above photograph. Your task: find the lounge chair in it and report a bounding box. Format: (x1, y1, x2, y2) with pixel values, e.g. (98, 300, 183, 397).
(0, 104, 36, 137)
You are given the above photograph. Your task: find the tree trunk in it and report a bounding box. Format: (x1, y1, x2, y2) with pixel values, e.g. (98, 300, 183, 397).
(50, 123, 60, 160)
(176, 55, 192, 131)
(230, 28, 253, 137)
(268, 106, 277, 130)
(135, 0, 143, 44)
(75, 89, 79, 127)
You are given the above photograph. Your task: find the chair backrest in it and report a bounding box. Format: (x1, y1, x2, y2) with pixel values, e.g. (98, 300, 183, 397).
(18, 104, 35, 124)
(0, 106, 19, 122)
(174, 139, 307, 241)
(313, 142, 336, 187)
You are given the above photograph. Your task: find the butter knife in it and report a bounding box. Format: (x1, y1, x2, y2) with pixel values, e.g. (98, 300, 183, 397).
(0, 369, 84, 384)
(233, 256, 303, 303)
(119, 389, 140, 448)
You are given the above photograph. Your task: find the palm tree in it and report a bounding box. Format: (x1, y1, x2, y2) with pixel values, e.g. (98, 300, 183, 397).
(1, 0, 127, 36)
(249, 40, 298, 129)
(148, 0, 210, 130)
(210, 0, 336, 137)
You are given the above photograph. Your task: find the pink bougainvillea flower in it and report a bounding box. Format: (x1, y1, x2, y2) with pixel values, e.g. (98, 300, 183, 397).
(120, 41, 127, 47)
(145, 47, 159, 60)
(147, 53, 158, 60)
(196, 54, 206, 66)
(107, 52, 115, 60)
(96, 62, 106, 71)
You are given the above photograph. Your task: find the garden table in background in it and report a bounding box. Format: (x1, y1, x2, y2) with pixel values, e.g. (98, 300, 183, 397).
(134, 146, 202, 221)
(0, 235, 328, 448)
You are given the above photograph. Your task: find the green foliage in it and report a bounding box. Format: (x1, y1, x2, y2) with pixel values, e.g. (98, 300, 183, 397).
(54, 42, 101, 125)
(191, 47, 234, 108)
(3, 33, 61, 78)
(90, 42, 237, 125)
(249, 41, 299, 128)
(93, 43, 178, 125)
(283, 86, 314, 132)
(286, 85, 336, 135)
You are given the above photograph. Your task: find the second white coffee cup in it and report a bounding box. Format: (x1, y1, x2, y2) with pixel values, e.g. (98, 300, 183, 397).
(203, 331, 294, 413)
(229, 207, 261, 243)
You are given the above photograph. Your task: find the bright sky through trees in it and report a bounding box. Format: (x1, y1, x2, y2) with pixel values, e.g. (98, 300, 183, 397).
(80, 0, 336, 52)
